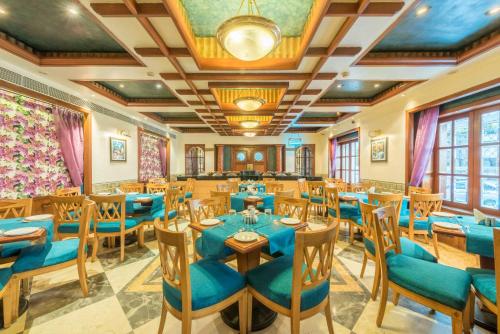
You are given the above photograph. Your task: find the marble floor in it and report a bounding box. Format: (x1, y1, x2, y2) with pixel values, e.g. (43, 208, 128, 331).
(5, 224, 494, 334)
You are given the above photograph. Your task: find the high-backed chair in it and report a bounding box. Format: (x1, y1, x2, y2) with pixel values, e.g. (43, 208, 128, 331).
(185, 178, 195, 200)
(226, 180, 239, 193)
(187, 198, 227, 261)
(247, 222, 339, 334)
(149, 177, 167, 184)
(306, 181, 327, 218)
(146, 183, 168, 194)
(120, 182, 144, 193)
(367, 193, 404, 224)
(400, 193, 442, 241)
(55, 187, 81, 197)
(89, 194, 144, 262)
(216, 183, 231, 192)
(325, 187, 360, 243)
(155, 222, 247, 334)
(298, 178, 308, 199)
(358, 202, 437, 301)
(371, 206, 472, 333)
(407, 186, 432, 195)
(11, 199, 95, 320)
(0, 199, 32, 219)
(274, 196, 308, 222)
(264, 181, 284, 194)
(209, 191, 231, 213)
(276, 189, 295, 198)
(50, 195, 87, 240)
(466, 228, 500, 331)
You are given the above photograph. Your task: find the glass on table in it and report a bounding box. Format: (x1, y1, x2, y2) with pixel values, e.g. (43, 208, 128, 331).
(228, 209, 237, 225)
(264, 208, 272, 224)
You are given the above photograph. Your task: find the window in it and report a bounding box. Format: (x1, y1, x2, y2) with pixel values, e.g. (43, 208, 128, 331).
(254, 151, 264, 162)
(335, 139, 360, 184)
(295, 146, 314, 176)
(185, 145, 205, 176)
(434, 108, 499, 213)
(236, 151, 246, 162)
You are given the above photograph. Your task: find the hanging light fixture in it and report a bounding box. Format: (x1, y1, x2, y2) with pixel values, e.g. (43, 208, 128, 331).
(240, 120, 259, 128)
(217, 0, 281, 61)
(244, 132, 256, 137)
(234, 96, 266, 111)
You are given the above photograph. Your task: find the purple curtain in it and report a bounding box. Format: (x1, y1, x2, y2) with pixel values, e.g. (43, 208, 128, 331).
(158, 139, 167, 177)
(330, 138, 337, 178)
(54, 107, 84, 187)
(409, 106, 439, 186)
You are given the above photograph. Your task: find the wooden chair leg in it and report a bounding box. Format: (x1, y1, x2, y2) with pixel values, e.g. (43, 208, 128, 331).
(468, 293, 475, 328)
(120, 233, 125, 262)
(451, 312, 463, 334)
(371, 262, 380, 301)
(77, 257, 89, 297)
(432, 233, 440, 259)
(239, 291, 248, 334)
(324, 297, 335, 334)
(138, 227, 145, 248)
(376, 280, 389, 327)
(463, 294, 471, 334)
(247, 292, 253, 333)
(424, 234, 429, 244)
(2, 283, 12, 328)
(10, 278, 19, 321)
(349, 223, 354, 244)
(181, 314, 192, 334)
(291, 313, 300, 334)
(360, 253, 368, 278)
(92, 237, 99, 262)
(392, 292, 400, 306)
(158, 300, 168, 334)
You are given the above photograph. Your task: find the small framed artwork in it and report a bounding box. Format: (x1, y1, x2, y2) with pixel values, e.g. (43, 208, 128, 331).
(371, 137, 388, 162)
(110, 137, 127, 162)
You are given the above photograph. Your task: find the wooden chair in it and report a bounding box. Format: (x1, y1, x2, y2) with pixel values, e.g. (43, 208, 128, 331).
(209, 191, 231, 213)
(367, 193, 403, 224)
(55, 187, 81, 196)
(89, 194, 144, 262)
(265, 181, 284, 194)
(297, 178, 307, 198)
(358, 202, 380, 300)
(50, 195, 87, 240)
(146, 183, 168, 194)
(187, 198, 226, 262)
(120, 182, 144, 193)
(325, 187, 360, 243)
(171, 181, 188, 214)
(155, 221, 247, 334)
(0, 266, 12, 328)
(276, 189, 295, 198)
(247, 222, 339, 334)
(0, 199, 32, 218)
(371, 206, 472, 334)
(407, 186, 432, 195)
(216, 183, 231, 192)
(466, 228, 500, 331)
(185, 178, 196, 200)
(306, 181, 327, 219)
(11, 199, 95, 321)
(274, 196, 308, 222)
(349, 183, 364, 193)
(401, 193, 442, 242)
(149, 177, 167, 184)
(226, 180, 239, 193)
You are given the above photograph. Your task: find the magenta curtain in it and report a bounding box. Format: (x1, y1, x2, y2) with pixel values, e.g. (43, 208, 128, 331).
(54, 107, 84, 187)
(158, 139, 167, 177)
(329, 138, 337, 178)
(409, 106, 439, 186)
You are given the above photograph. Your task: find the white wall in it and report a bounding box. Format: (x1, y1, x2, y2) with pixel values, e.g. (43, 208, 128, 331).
(323, 50, 500, 184)
(92, 112, 139, 183)
(173, 132, 328, 176)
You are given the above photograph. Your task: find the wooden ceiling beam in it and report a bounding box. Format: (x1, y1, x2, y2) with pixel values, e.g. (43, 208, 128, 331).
(296, 117, 338, 124)
(327, 2, 404, 16)
(161, 73, 336, 81)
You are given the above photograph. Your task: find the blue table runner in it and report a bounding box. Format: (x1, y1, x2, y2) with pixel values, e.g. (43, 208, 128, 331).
(230, 192, 274, 212)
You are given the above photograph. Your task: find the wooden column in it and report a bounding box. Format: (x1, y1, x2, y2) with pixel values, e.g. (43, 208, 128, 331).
(276, 144, 284, 172)
(216, 144, 224, 172)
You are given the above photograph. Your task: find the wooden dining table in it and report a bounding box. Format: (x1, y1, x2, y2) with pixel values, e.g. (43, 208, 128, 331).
(189, 217, 308, 331)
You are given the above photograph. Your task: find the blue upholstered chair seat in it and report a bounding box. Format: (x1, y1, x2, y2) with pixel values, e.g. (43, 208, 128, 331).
(95, 218, 142, 233)
(399, 216, 429, 231)
(328, 205, 361, 221)
(0, 267, 12, 291)
(466, 268, 496, 305)
(387, 254, 471, 310)
(185, 192, 193, 199)
(58, 221, 95, 234)
(195, 238, 234, 258)
(310, 196, 326, 204)
(143, 209, 178, 222)
(300, 192, 309, 199)
(178, 197, 184, 203)
(12, 239, 81, 273)
(133, 203, 150, 214)
(247, 255, 329, 311)
(163, 259, 245, 311)
(363, 237, 437, 263)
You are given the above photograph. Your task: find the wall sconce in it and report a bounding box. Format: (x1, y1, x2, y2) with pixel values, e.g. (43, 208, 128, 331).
(368, 129, 382, 138)
(118, 130, 131, 138)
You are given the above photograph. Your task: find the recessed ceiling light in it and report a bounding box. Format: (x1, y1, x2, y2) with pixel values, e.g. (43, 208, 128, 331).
(336, 84, 342, 88)
(401, 94, 406, 97)
(486, 6, 500, 16)
(119, 83, 125, 88)
(243, 132, 256, 137)
(155, 83, 162, 89)
(0, 7, 7, 15)
(415, 5, 430, 16)
(374, 83, 380, 88)
(67, 5, 79, 16)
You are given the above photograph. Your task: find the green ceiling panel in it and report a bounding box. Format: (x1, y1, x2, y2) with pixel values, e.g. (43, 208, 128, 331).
(301, 112, 339, 118)
(179, 0, 314, 37)
(322, 80, 400, 99)
(374, 0, 500, 52)
(97, 81, 176, 99)
(0, 0, 125, 52)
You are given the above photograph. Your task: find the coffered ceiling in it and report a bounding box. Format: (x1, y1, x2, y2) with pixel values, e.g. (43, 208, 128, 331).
(0, 0, 498, 135)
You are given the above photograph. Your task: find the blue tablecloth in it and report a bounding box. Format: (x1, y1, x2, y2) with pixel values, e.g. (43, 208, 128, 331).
(201, 214, 295, 260)
(428, 215, 500, 258)
(230, 192, 274, 212)
(338, 192, 410, 217)
(125, 194, 164, 215)
(239, 184, 266, 193)
(0, 217, 54, 258)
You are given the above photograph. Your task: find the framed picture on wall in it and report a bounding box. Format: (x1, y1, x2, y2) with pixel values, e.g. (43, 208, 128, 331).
(371, 137, 387, 162)
(110, 137, 127, 162)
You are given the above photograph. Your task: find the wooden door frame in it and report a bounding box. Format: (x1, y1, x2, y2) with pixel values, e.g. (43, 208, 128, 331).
(184, 144, 206, 175)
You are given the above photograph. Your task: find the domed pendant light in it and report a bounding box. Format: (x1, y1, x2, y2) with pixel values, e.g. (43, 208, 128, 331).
(234, 96, 266, 111)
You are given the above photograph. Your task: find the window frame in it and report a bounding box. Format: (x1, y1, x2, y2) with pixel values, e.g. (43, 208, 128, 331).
(295, 145, 315, 176)
(184, 144, 205, 176)
(336, 138, 360, 184)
